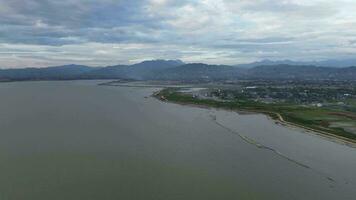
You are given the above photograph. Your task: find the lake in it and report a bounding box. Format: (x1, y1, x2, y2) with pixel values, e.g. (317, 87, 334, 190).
(0, 81, 355, 200)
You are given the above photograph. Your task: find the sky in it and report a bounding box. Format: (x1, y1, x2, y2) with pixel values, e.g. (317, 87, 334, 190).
(0, 0, 356, 68)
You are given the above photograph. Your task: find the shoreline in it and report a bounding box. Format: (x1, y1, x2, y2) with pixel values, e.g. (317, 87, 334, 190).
(152, 90, 356, 148)
(95, 82, 356, 147)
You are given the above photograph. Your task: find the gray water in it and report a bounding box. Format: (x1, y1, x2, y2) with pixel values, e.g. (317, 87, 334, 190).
(0, 81, 355, 200)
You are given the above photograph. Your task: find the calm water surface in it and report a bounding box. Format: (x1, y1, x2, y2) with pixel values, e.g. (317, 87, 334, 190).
(0, 81, 355, 200)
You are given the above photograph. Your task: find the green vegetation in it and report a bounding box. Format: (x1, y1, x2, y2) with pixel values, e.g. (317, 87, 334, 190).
(156, 88, 356, 142)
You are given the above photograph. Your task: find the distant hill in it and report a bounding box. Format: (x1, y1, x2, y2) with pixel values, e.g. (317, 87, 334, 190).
(237, 59, 356, 68)
(126, 59, 185, 79)
(246, 65, 356, 80)
(1, 60, 356, 81)
(316, 59, 356, 68)
(0, 64, 95, 80)
(155, 63, 356, 80)
(81, 65, 130, 79)
(156, 63, 245, 80)
(82, 59, 184, 80)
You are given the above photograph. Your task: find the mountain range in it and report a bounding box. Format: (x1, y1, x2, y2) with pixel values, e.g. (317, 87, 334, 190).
(1, 59, 356, 81)
(236, 59, 356, 68)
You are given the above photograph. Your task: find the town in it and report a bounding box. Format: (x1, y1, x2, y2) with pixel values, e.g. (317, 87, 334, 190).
(190, 80, 356, 109)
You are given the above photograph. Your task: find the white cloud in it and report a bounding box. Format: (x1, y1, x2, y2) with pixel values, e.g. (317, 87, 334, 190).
(0, 0, 356, 68)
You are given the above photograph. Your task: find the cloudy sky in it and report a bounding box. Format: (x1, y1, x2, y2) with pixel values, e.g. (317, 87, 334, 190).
(0, 0, 356, 68)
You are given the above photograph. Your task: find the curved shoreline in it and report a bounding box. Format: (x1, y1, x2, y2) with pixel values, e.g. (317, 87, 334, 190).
(152, 90, 356, 147)
(100, 82, 356, 147)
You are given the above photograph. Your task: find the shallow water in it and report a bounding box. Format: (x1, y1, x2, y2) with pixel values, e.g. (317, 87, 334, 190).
(0, 81, 355, 200)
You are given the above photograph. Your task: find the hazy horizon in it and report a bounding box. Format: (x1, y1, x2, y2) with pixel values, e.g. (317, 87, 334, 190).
(2, 58, 356, 70)
(0, 0, 356, 68)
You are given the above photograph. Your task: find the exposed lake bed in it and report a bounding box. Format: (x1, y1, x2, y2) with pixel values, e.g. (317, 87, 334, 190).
(0, 81, 355, 200)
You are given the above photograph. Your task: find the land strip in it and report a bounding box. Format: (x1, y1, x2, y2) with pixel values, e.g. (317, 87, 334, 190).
(154, 88, 356, 145)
